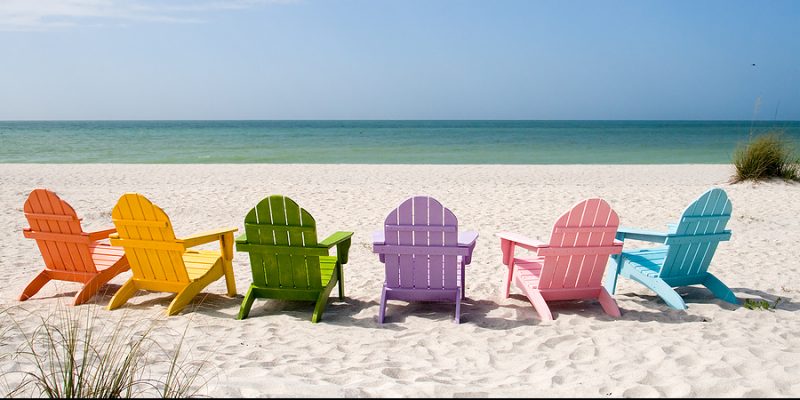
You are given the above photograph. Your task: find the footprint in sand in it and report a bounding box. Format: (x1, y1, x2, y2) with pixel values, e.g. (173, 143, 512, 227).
(622, 385, 661, 397)
(381, 367, 415, 380)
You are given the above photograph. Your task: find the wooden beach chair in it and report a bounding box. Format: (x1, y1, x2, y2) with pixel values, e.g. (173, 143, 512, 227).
(107, 193, 237, 315)
(497, 198, 623, 321)
(235, 195, 353, 323)
(372, 196, 479, 323)
(603, 188, 738, 309)
(20, 188, 130, 305)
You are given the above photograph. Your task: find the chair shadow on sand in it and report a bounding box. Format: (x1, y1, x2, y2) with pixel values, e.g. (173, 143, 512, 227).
(731, 287, 798, 311)
(33, 282, 797, 328)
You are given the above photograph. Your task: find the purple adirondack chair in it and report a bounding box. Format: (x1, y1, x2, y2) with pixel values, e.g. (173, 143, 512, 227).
(372, 196, 478, 323)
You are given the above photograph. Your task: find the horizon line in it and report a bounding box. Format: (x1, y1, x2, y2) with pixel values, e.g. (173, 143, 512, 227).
(2, 118, 799, 123)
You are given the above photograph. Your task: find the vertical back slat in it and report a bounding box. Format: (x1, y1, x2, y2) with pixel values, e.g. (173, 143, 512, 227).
(303, 208, 322, 289)
(46, 191, 94, 272)
(690, 189, 730, 275)
(137, 195, 177, 282)
(442, 208, 459, 290)
(575, 199, 602, 288)
(428, 200, 444, 290)
(41, 190, 83, 273)
(397, 199, 414, 288)
(564, 198, 598, 288)
(256, 198, 281, 288)
(269, 197, 294, 288)
(412, 197, 430, 289)
(542, 201, 584, 289)
(683, 190, 715, 276)
(384, 209, 401, 288)
(244, 206, 267, 287)
(285, 199, 309, 289)
(587, 202, 619, 287)
(34, 190, 75, 271)
(127, 195, 166, 282)
(114, 196, 145, 280)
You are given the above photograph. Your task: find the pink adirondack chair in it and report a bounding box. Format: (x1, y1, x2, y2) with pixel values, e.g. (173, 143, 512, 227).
(497, 198, 623, 320)
(372, 196, 478, 323)
(20, 188, 130, 305)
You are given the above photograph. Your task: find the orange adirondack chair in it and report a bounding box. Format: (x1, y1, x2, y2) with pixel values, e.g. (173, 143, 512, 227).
(20, 188, 130, 305)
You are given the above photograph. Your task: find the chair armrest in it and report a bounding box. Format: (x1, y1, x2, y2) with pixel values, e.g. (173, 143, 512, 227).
(496, 231, 547, 250)
(87, 228, 117, 241)
(459, 230, 479, 248)
(320, 231, 354, 265)
(666, 223, 678, 233)
(235, 232, 248, 244)
(320, 231, 354, 248)
(617, 227, 668, 244)
(181, 227, 238, 248)
(372, 230, 385, 246)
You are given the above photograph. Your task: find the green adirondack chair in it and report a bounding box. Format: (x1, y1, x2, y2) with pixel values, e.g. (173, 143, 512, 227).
(235, 195, 353, 323)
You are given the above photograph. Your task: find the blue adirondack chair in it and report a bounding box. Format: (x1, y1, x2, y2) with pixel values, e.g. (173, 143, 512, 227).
(603, 188, 739, 309)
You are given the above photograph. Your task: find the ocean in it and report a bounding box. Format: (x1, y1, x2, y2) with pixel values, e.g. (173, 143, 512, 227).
(1, 120, 798, 164)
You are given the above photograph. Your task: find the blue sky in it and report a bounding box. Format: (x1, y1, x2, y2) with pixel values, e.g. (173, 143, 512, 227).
(1, 0, 798, 120)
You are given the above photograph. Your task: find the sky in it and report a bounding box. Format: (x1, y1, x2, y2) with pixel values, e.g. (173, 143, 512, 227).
(0, 0, 798, 120)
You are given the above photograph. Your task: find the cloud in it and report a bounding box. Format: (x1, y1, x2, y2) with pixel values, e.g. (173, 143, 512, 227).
(0, 0, 294, 31)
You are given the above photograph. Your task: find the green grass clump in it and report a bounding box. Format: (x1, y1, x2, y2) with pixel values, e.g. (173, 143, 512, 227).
(743, 297, 782, 311)
(1, 305, 211, 398)
(731, 131, 800, 183)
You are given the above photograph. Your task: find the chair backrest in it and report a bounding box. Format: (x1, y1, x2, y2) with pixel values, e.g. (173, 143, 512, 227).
(23, 188, 97, 273)
(382, 196, 464, 291)
(659, 188, 732, 279)
(537, 198, 621, 290)
(241, 195, 325, 290)
(110, 193, 189, 284)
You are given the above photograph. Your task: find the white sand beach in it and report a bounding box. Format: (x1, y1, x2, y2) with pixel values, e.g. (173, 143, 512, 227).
(1, 163, 798, 397)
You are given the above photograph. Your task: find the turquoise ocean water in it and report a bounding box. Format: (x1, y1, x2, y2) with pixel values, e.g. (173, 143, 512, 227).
(1, 120, 798, 164)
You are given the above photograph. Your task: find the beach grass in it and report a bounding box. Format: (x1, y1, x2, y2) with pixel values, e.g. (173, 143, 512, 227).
(0, 305, 212, 398)
(731, 131, 800, 183)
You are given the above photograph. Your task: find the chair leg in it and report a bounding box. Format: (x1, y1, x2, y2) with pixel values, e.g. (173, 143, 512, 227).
(311, 295, 330, 324)
(73, 259, 129, 306)
(237, 286, 257, 320)
(603, 255, 623, 295)
(503, 265, 514, 298)
(454, 288, 462, 324)
(73, 274, 104, 306)
(526, 289, 554, 321)
(515, 273, 553, 321)
(337, 261, 345, 300)
(222, 259, 237, 297)
(107, 279, 138, 311)
(626, 266, 687, 310)
(703, 273, 739, 305)
(167, 281, 205, 316)
(19, 271, 51, 301)
(311, 271, 339, 323)
(598, 287, 621, 317)
(378, 287, 387, 324)
(461, 263, 467, 300)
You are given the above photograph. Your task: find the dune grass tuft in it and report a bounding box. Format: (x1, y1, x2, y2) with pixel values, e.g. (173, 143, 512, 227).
(731, 131, 800, 183)
(1, 305, 212, 398)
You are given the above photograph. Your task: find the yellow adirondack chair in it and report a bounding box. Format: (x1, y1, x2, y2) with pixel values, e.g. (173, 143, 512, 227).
(107, 193, 237, 316)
